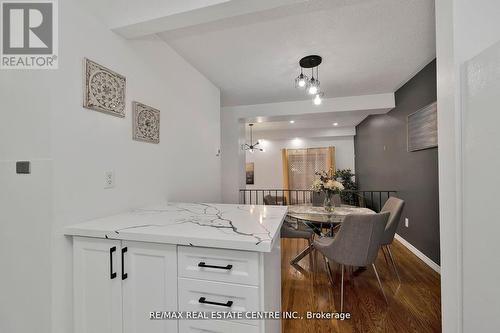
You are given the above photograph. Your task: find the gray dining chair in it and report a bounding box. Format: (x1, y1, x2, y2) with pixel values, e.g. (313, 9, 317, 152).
(264, 195, 314, 263)
(263, 194, 287, 206)
(313, 212, 390, 312)
(312, 192, 341, 207)
(379, 197, 405, 283)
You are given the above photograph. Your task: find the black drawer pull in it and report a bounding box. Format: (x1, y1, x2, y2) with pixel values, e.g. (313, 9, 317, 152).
(198, 297, 233, 308)
(198, 262, 233, 270)
(121, 247, 128, 280)
(109, 246, 117, 280)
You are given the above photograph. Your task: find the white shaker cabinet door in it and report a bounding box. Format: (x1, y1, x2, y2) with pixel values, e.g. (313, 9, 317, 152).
(122, 241, 178, 333)
(74, 237, 123, 333)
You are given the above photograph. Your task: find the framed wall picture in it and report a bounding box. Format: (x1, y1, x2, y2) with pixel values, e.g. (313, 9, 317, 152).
(407, 101, 438, 152)
(132, 101, 160, 144)
(246, 162, 254, 185)
(83, 58, 126, 117)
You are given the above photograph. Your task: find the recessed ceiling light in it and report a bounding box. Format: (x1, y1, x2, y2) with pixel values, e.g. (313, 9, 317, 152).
(289, 120, 295, 124)
(333, 122, 338, 126)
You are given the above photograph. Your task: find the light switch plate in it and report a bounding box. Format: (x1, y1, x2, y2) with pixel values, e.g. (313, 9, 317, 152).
(405, 217, 409, 228)
(16, 161, 31, 174)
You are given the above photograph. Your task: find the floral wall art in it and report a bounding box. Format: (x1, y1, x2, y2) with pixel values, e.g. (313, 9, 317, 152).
(83, 58, 126, 117)
(132, 101, 160, 144)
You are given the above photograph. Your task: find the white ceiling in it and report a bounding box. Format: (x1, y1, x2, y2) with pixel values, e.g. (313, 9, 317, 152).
(159, 0, 436, 106)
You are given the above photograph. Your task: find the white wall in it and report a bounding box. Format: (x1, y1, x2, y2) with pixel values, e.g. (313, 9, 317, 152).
(0, 47, 53, 333)
(246, 136, 355, 189)
(0, 0, 221, 332)
(436, 1, 500, 332)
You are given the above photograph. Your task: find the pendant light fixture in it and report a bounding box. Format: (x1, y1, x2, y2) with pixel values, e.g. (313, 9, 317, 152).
(313, 92, 324, 105)
(294, 68, 308, 88)
(307, 67, 320, 95)
(242, 124, 263, 153)
(295, 55, 325, 105)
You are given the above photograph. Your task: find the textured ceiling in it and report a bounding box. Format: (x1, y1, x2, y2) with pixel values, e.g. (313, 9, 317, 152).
(159, 0, 436, 106)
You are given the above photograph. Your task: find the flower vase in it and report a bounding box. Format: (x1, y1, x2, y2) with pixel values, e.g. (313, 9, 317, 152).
(323, 192, 335, 212)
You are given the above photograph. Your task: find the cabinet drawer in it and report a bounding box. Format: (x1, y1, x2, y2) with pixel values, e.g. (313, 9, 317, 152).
(179, 320, 259, 333)
(178, 278, 260, 326)
(178, 246, 259, 286)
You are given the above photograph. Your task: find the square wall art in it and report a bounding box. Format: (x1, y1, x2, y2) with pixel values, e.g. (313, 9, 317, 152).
(83, 58, 126, 117)
(132, 101, 160, 144)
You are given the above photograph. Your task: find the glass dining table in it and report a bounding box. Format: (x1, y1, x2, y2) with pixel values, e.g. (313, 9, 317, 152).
(287, 204, 375, 265)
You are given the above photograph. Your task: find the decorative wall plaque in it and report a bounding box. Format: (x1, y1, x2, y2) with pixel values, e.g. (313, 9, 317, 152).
(83, 58, 126, 117)
(407, 101, 438, 152)
(246, 162, 255, 185)
(132, 101, 160, 144)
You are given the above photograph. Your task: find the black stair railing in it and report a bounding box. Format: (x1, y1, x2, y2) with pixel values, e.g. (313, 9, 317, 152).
(239, 189, 397, 213)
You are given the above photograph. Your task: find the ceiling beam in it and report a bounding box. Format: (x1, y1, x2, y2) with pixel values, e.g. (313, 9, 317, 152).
(222, 93, 396, 119)
(253, 127, 356, 140)
(112, 0, 309, 39)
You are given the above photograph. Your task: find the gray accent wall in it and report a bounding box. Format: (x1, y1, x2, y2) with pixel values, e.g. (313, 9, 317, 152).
(354, 60, 440, 264)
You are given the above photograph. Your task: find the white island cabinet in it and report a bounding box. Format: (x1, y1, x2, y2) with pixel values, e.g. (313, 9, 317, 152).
(65, 203, 287, 333)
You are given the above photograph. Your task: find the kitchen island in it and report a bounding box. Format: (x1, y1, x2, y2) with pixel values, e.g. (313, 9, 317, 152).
(65, 202, 287, 333)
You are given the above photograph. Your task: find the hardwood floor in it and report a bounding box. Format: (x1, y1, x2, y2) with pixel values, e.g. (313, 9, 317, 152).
(281, 238, 441, 333)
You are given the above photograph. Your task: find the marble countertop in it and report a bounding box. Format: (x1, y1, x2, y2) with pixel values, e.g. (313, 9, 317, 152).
(64, 202, 288, 252)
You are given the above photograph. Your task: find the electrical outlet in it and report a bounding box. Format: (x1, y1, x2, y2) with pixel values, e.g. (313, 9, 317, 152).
(104, 171, 114, 189)
(405, 217, 409, 228)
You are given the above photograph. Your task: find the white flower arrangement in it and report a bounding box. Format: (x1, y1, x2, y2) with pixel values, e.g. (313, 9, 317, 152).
(325, 180, 344, 191)
(311, 169, 344, 194)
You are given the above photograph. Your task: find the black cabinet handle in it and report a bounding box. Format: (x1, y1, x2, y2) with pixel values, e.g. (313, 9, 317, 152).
(109, 246, 117, 279)
(198, 262, 233, 270)
(198, 297, 233, 308)
(121, 247, 128, 280)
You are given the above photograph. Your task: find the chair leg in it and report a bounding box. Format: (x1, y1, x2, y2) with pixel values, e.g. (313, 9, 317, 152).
(308, 238, 313, 266)
(386, 245, 401, 284)
(340, 264, 345, 312)
(381, 246, 390, 266)
(372, 263, 388, 304)
(323, 255, 334, 286)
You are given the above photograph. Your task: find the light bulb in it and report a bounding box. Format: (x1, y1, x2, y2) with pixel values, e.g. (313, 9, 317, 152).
(313, 94, 322, 105)
(295, 73, 308, 89)
(308, 85, 318, 95)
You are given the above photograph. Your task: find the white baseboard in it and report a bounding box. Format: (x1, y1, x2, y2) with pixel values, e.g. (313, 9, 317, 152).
(394, 234, 441, 274)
